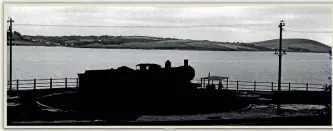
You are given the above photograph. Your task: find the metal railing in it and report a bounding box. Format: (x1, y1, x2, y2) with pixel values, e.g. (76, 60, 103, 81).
(7, 78, 79, 91)
(194, 80, 329, 92)
(7, 77, 329, 92)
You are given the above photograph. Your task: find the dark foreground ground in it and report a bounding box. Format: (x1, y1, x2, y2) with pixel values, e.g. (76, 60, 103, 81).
(7, 99, 331, 126)
(7, 89, 332, 126)
(8, 115, 331, 126)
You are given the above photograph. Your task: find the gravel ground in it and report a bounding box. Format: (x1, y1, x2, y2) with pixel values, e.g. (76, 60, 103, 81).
(135, 104, 327, 122)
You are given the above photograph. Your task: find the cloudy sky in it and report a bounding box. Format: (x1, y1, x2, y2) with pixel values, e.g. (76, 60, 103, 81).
(6, 5, 332, 46)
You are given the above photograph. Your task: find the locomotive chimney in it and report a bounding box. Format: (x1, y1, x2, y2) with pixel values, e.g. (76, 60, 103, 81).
(184, 59, 188, 66)
(165, 60, 171, 68)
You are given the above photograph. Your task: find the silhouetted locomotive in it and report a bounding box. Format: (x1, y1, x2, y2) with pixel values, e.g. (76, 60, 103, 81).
(75, 59, 247, 121)
(77, 59, 202, 116)
(78, 59, 196, 92)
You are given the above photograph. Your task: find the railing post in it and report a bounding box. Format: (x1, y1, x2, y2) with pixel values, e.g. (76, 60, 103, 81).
(203, 79, 205, 88)
(254, 81, 256, 91)
(65, 78, 68, 88)
(306, 83, 308, 91)
(200, 79, 202, 88)
(236, 81, 239, 91)
(288, 82, 291, 91)
(271, 82, 274, 91)
(34, 79, 36, 90)
(16, 79, 19, 90)
(76, 78, 79, 88)
(9, 80, 12, 91)
(325, 84, 328, 91)
(50, 78, 52, 89)
(226, 78, 229, 90)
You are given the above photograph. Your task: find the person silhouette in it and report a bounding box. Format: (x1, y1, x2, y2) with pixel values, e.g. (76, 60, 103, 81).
(206, 84, 210, 90)
(218, 81, 223, 90)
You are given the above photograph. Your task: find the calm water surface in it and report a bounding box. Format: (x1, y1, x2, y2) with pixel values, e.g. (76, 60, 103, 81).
(8, 46, 331, 84)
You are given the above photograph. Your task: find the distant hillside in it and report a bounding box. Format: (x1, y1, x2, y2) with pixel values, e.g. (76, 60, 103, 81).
(80, 38, 331, 53)
(7, 32, 331, 53)
(250, 39, 331, 53)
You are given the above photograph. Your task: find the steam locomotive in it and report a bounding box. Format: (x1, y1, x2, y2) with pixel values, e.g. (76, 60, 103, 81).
(78, 59, 196, 93)
(76, 59, 246, 120)
(77, 60, 202, 115)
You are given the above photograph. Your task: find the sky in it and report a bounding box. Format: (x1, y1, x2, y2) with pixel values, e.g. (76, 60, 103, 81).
(6, 5, 332, 46)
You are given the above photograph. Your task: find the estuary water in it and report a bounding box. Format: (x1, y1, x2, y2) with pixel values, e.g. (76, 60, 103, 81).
(7, 46, 331, 84)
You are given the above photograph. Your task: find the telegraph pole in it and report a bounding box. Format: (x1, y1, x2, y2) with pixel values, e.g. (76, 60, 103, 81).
(7, 17, 14, 91)
(277, 20, 285, 112)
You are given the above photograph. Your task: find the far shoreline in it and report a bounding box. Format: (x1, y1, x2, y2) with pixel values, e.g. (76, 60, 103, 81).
(7, 45, 330, 54)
